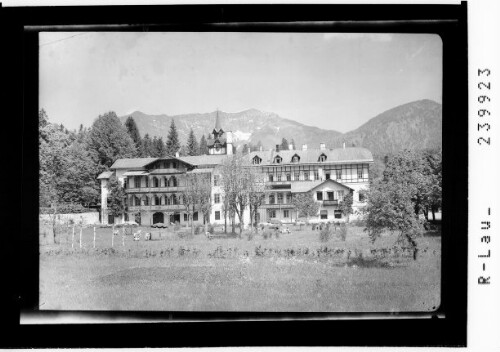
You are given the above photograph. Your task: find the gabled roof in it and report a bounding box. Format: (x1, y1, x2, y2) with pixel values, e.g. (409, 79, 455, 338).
(207, 135, 227, 146)
(110, 158, 158, 170)
(247, 147, 373, 165)
(309, 179, 354, 191)
(97, 171, 114, 179)
(142, 156, 194, 169)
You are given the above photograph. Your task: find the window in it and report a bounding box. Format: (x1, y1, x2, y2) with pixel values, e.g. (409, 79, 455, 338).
(284, 210, 290, 218)
(184, 214, 188, 221)
(335, 169, 342, 180)
(314, 171, 319, 180)
(304, 171, 309, 181)
(252, 156, 261, 165)
(123, 179, 128, 189)
(358, 168, 363, 179)
(316, 191, 323, 201)
(153, 177, 159, 187)
(327, 191, 334, 201)
(214, 193, 221, 204)
(294, 172, 300, 181)
(320, 210, 328, 219)
(334, 210, 342, 219)
(172, 162, 177, 168)
(142, 196, 149, 206)
(269, 174, 274, 182)
(274, 156, 282, 164)
(291, 154, 300, 163)
(285, 193, 291, 203)
(193, 212, 198, 221)
(134, 196, 140, 206)
(124, 213, 129, 221)
(214, 175, 220, 186)
(277, 173, 282, 182)
(286, 173, 291, 181)
(134, 176, 141, 188)
(269, 210, 276, 218)
(154, 195, 160, 205)
(269, 194, 275, 204)
(318, 154, 327, 162)
(215, 211, 221, 220)
(277, 193, 283, 204)
(144, 177, 149, 188)
(172, 194, 177, 205)
(326, 173, 331, 180)
(338, 190, 344, 201)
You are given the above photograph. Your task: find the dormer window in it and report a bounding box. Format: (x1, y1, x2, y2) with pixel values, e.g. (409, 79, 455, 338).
(291, 154, 300, 163)
(252, 156, 262, 165)
(318, 153, 327, 162)
(274, 155, 282, 164)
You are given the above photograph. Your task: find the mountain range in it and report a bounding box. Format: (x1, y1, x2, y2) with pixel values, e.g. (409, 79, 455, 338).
(119, 99, 442, 157)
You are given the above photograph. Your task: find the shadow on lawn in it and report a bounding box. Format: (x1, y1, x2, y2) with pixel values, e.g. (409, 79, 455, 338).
(339, 256, 399, 269)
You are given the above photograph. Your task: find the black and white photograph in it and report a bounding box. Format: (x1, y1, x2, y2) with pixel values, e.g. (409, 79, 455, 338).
(38, 31, 443, 313)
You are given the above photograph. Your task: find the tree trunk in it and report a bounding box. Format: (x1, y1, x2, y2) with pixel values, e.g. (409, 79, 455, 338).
(431, 206, 436, 221)
(224, 210, 227, 234)
(190, 205, 195, 236)
(51, 207, 57, 244)
(424, 207, 429, 221)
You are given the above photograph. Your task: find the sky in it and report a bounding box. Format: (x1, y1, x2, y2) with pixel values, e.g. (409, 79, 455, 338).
(39, 32, 442, 133)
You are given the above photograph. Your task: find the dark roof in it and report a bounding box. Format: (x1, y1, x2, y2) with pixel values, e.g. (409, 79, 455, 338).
(143, 156, 194, 169)
(110, 158, 158, 169)
(247, 147, 373, 165)
(97, 171, 114, 179)
(207, 135, 227, 146)
(214, 111, 222, 131)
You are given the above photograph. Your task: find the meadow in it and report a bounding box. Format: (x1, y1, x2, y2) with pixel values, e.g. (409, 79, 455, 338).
(39, 223, 441, 312)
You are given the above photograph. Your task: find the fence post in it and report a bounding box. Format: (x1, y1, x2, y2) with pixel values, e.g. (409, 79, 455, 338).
(93, 227, 96, 248)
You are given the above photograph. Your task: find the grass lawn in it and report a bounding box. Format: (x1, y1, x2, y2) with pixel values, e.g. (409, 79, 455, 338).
(39, 224, 441, 312)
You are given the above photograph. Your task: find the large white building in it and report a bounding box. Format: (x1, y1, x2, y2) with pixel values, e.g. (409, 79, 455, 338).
(97, 115, 373, 226)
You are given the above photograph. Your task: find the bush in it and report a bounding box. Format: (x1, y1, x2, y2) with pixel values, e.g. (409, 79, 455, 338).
(194, 225, 203, 235)
(262, 230, 272, 239)
(208, 223, 215, 234)
(319, 228, 332, 242)
(339, 224, 348, 241)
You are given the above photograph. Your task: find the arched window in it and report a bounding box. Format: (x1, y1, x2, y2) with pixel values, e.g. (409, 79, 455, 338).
(169, 176, 177, 187)
(134, 196, 140, 206)
(144, 177, 149, 188)
(252, 156, 262, 165)
(142, 195, 149, 206)
(153, 177, 159, 188)
(274, 155, 282, 164)
(291, 154, 300, 163)
(171, 194, 177, 205)
(154, 195, 160, 205)
(318, 153, 327, 162)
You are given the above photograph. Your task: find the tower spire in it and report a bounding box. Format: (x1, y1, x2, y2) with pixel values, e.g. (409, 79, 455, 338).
(215, 109, 222, 132)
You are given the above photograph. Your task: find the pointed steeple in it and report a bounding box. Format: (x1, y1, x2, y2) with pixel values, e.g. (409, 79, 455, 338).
(214, 109, 222, 132)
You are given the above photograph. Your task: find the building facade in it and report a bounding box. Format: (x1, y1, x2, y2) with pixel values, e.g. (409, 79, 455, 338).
(97, 116, 373, 226)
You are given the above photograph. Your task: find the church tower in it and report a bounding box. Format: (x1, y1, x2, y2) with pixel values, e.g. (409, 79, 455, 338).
(207, 110, 233, 155)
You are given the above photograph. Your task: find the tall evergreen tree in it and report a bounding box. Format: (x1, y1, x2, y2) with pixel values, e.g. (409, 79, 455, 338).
(187, 129, 199, 156)
(141, 134, 153, 157)
(199, 135, 208, 155)
(166, 119, 180, 156)
(156, 136, 167, 157)
(280, 138, 289, 151)
(124, 116, 142, 154)
(87, 111, 136, 174)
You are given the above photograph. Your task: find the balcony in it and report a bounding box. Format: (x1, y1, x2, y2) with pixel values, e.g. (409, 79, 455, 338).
(261, 203, 295, 209)
(323, 200, 339, 206)
(125, 186, 186, 193)
(127, 204, 185, 212)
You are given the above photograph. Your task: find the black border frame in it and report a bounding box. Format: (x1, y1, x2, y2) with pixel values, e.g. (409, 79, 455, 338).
(2, 3, 468, 347)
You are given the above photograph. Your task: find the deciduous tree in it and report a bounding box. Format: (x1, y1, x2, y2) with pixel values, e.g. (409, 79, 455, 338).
(291, 192, 320, 220)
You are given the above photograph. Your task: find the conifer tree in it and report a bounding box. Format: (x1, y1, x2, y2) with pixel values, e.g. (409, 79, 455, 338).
(124, 116, 142, 153)
(187, 129, 199, 156)
(156, 136, 167, 157)
(199, 135, 208, 155)
(166, 119, 180, 156)
(141, 134, 153, 157)
(280, 138, 289, 151)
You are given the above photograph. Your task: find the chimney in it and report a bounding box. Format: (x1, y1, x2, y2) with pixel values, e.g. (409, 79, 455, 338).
(275, 144, 280, 152)
(259, 146, 263, 152)
(288, 144, 293, 150)
(302, 144, 307, 151)
(175, 151, 180, 157)
(320, 143, 326, 150)
(342, 142, 346, 149)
